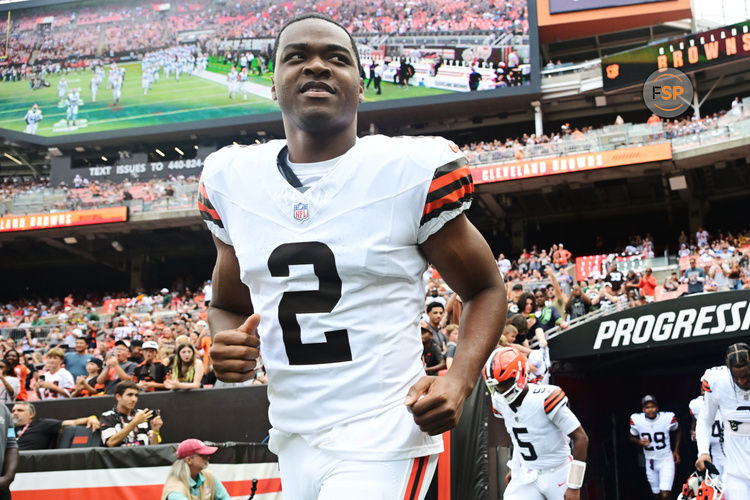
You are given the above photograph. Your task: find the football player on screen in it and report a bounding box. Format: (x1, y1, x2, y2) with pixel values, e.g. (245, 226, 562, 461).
(629, 395, 681, 500)
(201, 13, 506, 500)
(696, 342, 750, 498)
(484, 346, 589, 500)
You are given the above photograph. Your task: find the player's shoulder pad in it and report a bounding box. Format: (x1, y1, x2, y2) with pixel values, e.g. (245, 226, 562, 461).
(629, 413, 640, 425)
(538, 384, 567, 415)
(201, 140, 282, 183)
(701, 365, 728, 393)
(386, 135, 467, 173)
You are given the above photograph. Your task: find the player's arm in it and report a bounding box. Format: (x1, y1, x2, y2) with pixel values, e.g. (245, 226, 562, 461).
(207, 235, 259, 382)
(406, 214, 506, 435)
(695, 382, 718, 470)
(671, 423, 682, 463)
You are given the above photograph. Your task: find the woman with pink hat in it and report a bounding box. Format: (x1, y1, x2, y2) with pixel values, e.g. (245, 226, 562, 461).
(161, 439, 229, 500)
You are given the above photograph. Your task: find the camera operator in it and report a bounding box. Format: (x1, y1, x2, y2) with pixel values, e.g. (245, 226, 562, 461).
(100, 381, 163, 447)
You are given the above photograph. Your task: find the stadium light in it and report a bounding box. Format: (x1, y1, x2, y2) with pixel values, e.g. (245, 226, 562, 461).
(194, 145, 199, 150)
(155, 149, 165, 157)
(3, 153, 23, 165)
(101, 156, 108, 162)
(174, 147, 184, 156)
(111, 240, 124, 252)
(63, 237, 77, 244)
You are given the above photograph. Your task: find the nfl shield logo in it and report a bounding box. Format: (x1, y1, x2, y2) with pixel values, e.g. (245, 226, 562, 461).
(293, 202, 309, 221)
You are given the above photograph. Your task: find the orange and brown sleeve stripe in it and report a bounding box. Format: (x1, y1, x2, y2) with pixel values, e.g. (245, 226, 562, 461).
(198, 181, 224, 228)
(544, 388, 566, 414)
(421, 157, 473, 225)
(701, 380, 711, 393)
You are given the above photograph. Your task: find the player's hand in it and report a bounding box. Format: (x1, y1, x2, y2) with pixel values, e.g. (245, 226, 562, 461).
(695, 453, 712, 471)
(504, 471, 512, 486)
(672, 451, 680, 464)
(133, 409, 153, 426)
(210, 315, 260, 383)
(405, 375, 468, 435)
(564, 488, 581, 500)
(639, 437, 650, 447)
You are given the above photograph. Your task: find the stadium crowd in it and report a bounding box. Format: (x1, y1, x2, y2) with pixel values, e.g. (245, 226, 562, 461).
(0, 0, 527, 69)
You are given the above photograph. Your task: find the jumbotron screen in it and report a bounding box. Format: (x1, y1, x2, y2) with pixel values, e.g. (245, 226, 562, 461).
(0, 0, 537, 138)
(548, 0, 675, 14)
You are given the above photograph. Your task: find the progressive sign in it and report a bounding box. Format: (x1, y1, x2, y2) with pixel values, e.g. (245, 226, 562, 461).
(549, 290, 750, 359)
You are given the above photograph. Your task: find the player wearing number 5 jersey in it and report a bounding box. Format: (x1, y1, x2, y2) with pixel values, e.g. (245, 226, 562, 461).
(484, 347, 589, 500)
(628, 395, 681, 500)
(202, 13, 506, 500)
(696, 343, 750, 499)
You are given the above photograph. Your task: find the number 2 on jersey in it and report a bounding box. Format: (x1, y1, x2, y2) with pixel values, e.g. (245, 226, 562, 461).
(268, 242, 353, 365)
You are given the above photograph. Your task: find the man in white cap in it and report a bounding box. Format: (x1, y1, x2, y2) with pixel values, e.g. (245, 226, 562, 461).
(161, 439, 230, 500)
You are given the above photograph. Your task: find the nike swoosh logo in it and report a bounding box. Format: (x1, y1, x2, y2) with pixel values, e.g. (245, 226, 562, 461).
(557, 482, 566, 487)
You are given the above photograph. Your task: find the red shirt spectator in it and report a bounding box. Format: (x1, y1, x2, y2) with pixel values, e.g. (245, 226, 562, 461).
(638, 268, 657, 301)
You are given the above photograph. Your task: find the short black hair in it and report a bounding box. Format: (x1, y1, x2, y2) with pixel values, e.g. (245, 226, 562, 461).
(115, 380, 139, 397)
(272, 13, 363, 74)
(726, 342, 749, 368)
(426, 302, 444, 313)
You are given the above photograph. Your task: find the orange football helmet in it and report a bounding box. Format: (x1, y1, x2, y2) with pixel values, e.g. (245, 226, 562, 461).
(483, 346, 527, 404)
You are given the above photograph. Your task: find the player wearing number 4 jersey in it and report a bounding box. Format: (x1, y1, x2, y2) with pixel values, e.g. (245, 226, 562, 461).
(696, 342, 750, 500)
(484, 347, 589, 500)
(202, 13, 507, 500)
(628, 395, 681, 500)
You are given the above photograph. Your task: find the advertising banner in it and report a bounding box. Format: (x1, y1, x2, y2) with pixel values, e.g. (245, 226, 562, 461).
(471, 142, 672, 185)
(549, 290, 750, 359)
(0, 206, 127, 233)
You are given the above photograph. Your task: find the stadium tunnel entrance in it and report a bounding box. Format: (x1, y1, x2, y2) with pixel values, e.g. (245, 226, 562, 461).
(547, 292, 747, 499)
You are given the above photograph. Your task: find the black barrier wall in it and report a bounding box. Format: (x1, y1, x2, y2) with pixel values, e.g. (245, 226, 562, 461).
(9, 385, 272, 444)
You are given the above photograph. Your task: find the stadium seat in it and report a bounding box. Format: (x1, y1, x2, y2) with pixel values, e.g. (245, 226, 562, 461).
(58, 426, 103, 449)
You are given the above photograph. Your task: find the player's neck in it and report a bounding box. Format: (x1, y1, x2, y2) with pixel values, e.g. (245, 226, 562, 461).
(510, 388, 528, 410)
(284, 124, 357, 164)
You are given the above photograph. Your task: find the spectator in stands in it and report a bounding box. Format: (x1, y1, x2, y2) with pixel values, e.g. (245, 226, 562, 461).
(592, 282, 619, 311)
(696, 227, 709, 247)
(663, 272, 680, 292)
(544, 267, 568, 315)
(0, 399, 16, 498)
(5, 350, 29, 401)
(424, 302, 447, 353)
(420, 321, 446, 375)
(552, 243, 571, 269)
(623, 270, 641, 298)
(533, 289, 568, 332)
(100, 380, 163, 447)
(606, 263, 625, 295)
(709, 259, 731, 291)
(71, 357, 103, 397)
(161, 439, 230, 500)
(682, 258, 706, 294)
(35, 348, 74, 400)
(64, 336, 93, 379)
(133, 340, 167, 392)
(638, 268, 657, 302)
(0, 361, 19, 404)
(128, 339, 144, 364)
(565, 285, 591, 321)
(165, 344, 203, 390)
(444, 324, 459, 369)
(11, 401, 100, 450)
(97, 341, 138, 394)
(497, 253, 512, 276)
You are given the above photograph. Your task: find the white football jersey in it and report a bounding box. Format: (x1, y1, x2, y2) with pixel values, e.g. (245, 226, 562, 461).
(199, 136, 472, 459)
(698, 365, 750, 480)
(491, 384, 581, 469)
(689, 395, 723, 449)
(629, 411, 678, 460)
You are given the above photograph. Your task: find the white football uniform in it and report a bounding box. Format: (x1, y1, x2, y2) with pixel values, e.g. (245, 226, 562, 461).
(199, 136, 473, 497)
(490, 384, 582, 500)
(39, 368, 75, 400)
(689, 395, 725, 475)
(698, 366, 750, 498)
(629, 411, 678, 493)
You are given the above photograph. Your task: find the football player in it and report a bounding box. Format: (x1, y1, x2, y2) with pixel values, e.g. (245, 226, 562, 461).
(57, 76, 68, 106)
(91, 68, 103, 102)
(65, 88, 83, 127)
(226, 66, 239, 99)
(484, 346, 588, 500)
(689, 381, 724, 476)
(696, 342, 750, 498)
(629, 395, 681, 499)
(203, 13, 506, 500)
(24, 104, 42, 134)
